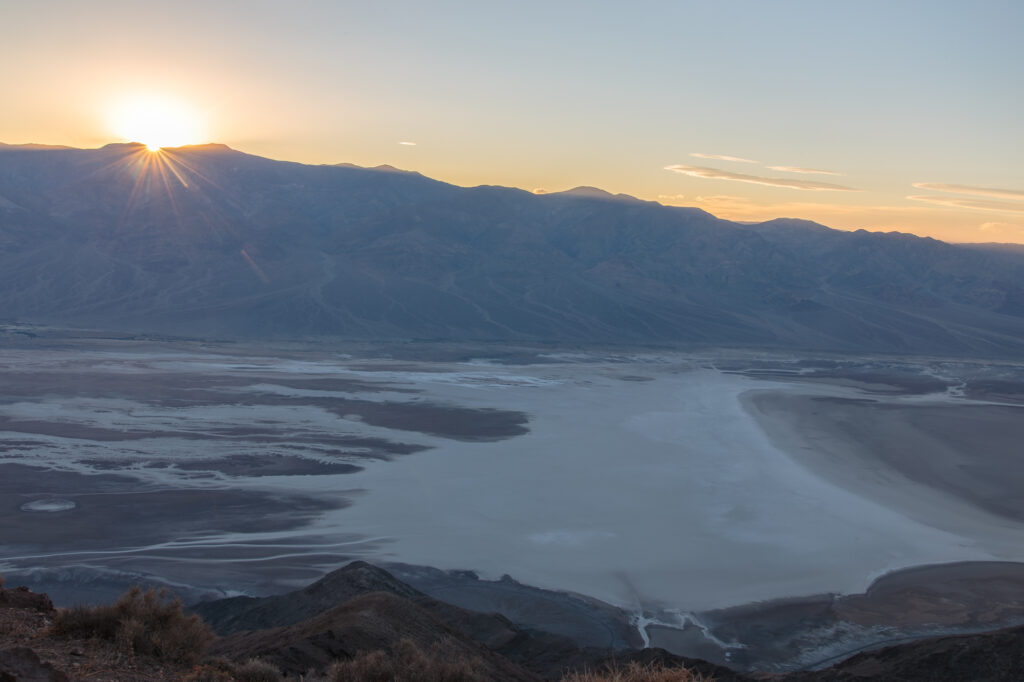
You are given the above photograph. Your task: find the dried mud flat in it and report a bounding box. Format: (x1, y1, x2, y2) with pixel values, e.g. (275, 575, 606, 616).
(3, 338, 1024, 670)
(0, 340, 535, 603)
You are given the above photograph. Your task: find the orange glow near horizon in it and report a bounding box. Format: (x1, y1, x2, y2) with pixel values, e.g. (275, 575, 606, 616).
(109, 94, 205, 151)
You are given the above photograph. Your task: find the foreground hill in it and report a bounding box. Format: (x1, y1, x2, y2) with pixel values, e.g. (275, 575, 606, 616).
(4, 564, 1024, 680)
(194, 561, 737, 680)
(2, 142, 1024, 356)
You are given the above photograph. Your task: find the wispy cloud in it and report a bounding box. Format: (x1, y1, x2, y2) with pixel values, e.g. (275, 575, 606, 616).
(664, 165, 857, 191)
(980, 221, 1023, 233)
(677, 194, 932, 219)
(690, 153, 758, 164)
(652, 194, 1015, 243)
(657, 194, 934, 233)
(912, 183, 1024, 201)
(768, 165, 841, 176)
(398, 141, 417, 146)
(907, 194, 1024, 214)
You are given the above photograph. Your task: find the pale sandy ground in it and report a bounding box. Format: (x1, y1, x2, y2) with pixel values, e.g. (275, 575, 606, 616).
(745, 389, 1024, 526)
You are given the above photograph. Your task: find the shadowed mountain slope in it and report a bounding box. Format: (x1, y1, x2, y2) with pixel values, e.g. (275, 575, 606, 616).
(193, 561, 743, 681)
(193, 561, 626, 680)
(3, 143, 1024, 355)
(192, 560, 424, 635)
(210, 591, 541, 680)
(192, 561, 1024, 681)
(5, 568, 1024, 680)
(783, 624, 1024, 682)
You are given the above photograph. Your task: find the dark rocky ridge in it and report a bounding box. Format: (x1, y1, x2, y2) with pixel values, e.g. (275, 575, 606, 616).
(194, 561, 745, 681)
(5, 565, 1024, 679)
(783, 624, 1024, 682)
(2, 143, 1024, 356)
(194, 561, 1024, 680)
(210, 592, 542, 680)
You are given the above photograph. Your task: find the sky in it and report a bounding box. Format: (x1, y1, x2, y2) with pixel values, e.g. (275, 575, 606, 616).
(3, 0, 1023, 243)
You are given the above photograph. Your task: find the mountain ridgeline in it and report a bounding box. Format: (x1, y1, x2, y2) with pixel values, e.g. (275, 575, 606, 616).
(2, 142, 1024, 356)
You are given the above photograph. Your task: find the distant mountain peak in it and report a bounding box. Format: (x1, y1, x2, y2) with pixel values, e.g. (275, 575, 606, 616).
(100, 142, 147, 150)
(552, 186, 642, 203)
(332, 162, 415, 174)
(0, 142, 75, 151)
(166, 142, 234, 153)
(562, 186, 613, 197)
(751, 217, 832, 232)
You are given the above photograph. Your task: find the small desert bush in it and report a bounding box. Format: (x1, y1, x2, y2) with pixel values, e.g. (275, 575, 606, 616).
(180, 662, 234, 682)
(53, 586, 214, 665)
(326, 638, 487, 682)
(234, 658, 284, 682)
(181, 657, 282, 682)
(561, 661, 710, 682)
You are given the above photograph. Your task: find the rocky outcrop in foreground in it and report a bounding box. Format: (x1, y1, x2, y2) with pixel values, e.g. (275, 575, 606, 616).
(194, 561, 739, 681)
(3, 564, 1024, 680)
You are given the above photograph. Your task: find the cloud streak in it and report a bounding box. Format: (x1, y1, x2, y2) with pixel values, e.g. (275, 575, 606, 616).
(398, 141, 417, 146)
(664, 165, 857, 191)
(660, 193, 939, 220)
(912, 182, 1024, 201)
(768, 165, 841, 176)
(690, 153, 758, 164)
(907, 194, 1024, 214)
(979, 221, 1023, 234)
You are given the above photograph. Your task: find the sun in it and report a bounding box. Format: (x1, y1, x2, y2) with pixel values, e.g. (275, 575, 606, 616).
(110, 94, 205, 151)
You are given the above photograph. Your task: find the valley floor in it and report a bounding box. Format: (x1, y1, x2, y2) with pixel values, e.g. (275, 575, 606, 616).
(2, 334, 1024, 670)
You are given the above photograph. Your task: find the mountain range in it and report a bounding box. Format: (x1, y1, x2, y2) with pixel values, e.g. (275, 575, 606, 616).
(2, 142, 1024, 356)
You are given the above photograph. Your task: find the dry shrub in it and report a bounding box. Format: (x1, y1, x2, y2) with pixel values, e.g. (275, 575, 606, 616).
(234, 658, 284, 682)
(180, 663, 235, 682)
(52, 586, 213, 665)
(179, 657, 236, 682)
(561, 661, 710, 682)
(326, 638, 487, 682)
(181, 657, 282, 682)
(0, 611, 30, 637)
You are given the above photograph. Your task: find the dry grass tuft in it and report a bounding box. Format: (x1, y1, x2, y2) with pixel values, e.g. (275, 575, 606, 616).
(561, 661, 711, 682)
(179, 662, 235, 682)
(325, 638, 488, 682)
(180, 657, 282, 682)
(234, 658, 285, 682)
(52, 586, 213, 665)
